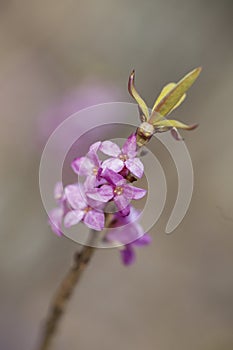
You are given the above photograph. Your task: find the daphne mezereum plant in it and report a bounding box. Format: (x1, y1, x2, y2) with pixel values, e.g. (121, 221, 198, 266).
(38, 67, 201, 350)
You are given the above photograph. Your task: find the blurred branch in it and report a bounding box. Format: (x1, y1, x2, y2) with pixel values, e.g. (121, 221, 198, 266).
(37, 239, 95, 350)
(37, 213, 114, 350)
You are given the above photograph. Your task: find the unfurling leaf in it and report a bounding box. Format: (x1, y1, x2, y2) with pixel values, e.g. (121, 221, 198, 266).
(128, 70, 150, 121)
(154, 119, 198, 130)
(152, 82, 186, 118)
(150, 67, 202, 120)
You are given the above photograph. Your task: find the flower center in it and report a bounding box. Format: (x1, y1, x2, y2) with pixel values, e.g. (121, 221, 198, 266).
(92, 166, 98, 175)
(84, 206, 92, 213)
(114, 186, 124, 196)
(119, 153, 128, 161)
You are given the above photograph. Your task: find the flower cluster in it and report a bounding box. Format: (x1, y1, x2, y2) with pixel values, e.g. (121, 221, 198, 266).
(48, 67, 202, 265)
(49, 133, 150, 265)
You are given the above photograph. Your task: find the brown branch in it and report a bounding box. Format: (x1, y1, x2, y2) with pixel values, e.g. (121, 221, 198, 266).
(37, 242, 95, 350)
(37, 214, 114, 350)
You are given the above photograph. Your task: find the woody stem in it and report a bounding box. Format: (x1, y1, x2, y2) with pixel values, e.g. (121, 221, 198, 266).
(37, 211, 116, 350)
(37, 230, 97, 350)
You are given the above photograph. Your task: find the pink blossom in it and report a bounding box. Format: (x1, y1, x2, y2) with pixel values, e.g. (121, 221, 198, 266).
(86, 168, 146, 216)
(100, 134, 144, 178)
(71, 142, 102, 177)
(106, 206, 152, 265)
(49, 138, 146, 238)
(64, 184, 106, 231)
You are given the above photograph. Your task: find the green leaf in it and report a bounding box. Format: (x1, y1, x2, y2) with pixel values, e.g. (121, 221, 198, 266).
(151, 67, 202, 120)
(154, 119, 198, 130)
(128, 70, 150, 121)
(152, 83, 186, 116)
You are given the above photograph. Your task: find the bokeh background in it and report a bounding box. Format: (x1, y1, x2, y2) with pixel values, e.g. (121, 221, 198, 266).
(1, 1, 233, 349)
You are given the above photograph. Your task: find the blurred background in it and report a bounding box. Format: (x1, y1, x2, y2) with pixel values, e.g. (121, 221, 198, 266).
(1, 0, 233, 349)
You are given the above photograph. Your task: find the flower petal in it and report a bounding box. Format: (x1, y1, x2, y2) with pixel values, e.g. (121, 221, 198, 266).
(107, 222, 142, 245)
(71, 156, 94, 176)
(133, 233, 152, 246)
(65, 184, 86, 209)
(102, 158, 124, 173)
(100, 141, 121, 157)
(123, 184, 147, 200)
(71, 157, 83, 174)
(87, 148, 101, 168)
(122, 133, 137, 158)
(125, 158, 144, 178)
(79, 157, 96, 175)
(120, 245, 136, 265)
(86, 185, 113, 202)
(48, 207, 64, 236)
(114, 205, 141, 224)
(119, 205, 131, 217)
(89, 141, 101, 153)
(54, 182, 64, 201)
(84, 175, 97, 191)
(84, 175, 106, 192)
(86, 197, 106, 211)
(114, 194, 131, 213)
(64, 209, 84, 227)
(84, 210, 105, 231)
(102, 168, 125, 186)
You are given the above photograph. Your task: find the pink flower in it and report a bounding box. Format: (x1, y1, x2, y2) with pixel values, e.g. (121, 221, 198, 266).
(106, 206, 152, 265)
(64, 184, 106, 231)
(120, 236, 151, 265)
(86, 168, 146, 216)
(100, 134, 144, 178)
(71, 141, 102, 178)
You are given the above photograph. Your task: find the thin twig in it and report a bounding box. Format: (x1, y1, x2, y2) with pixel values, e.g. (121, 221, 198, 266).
(37, 243, 95, 350)
(37, 215, 114, 350)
